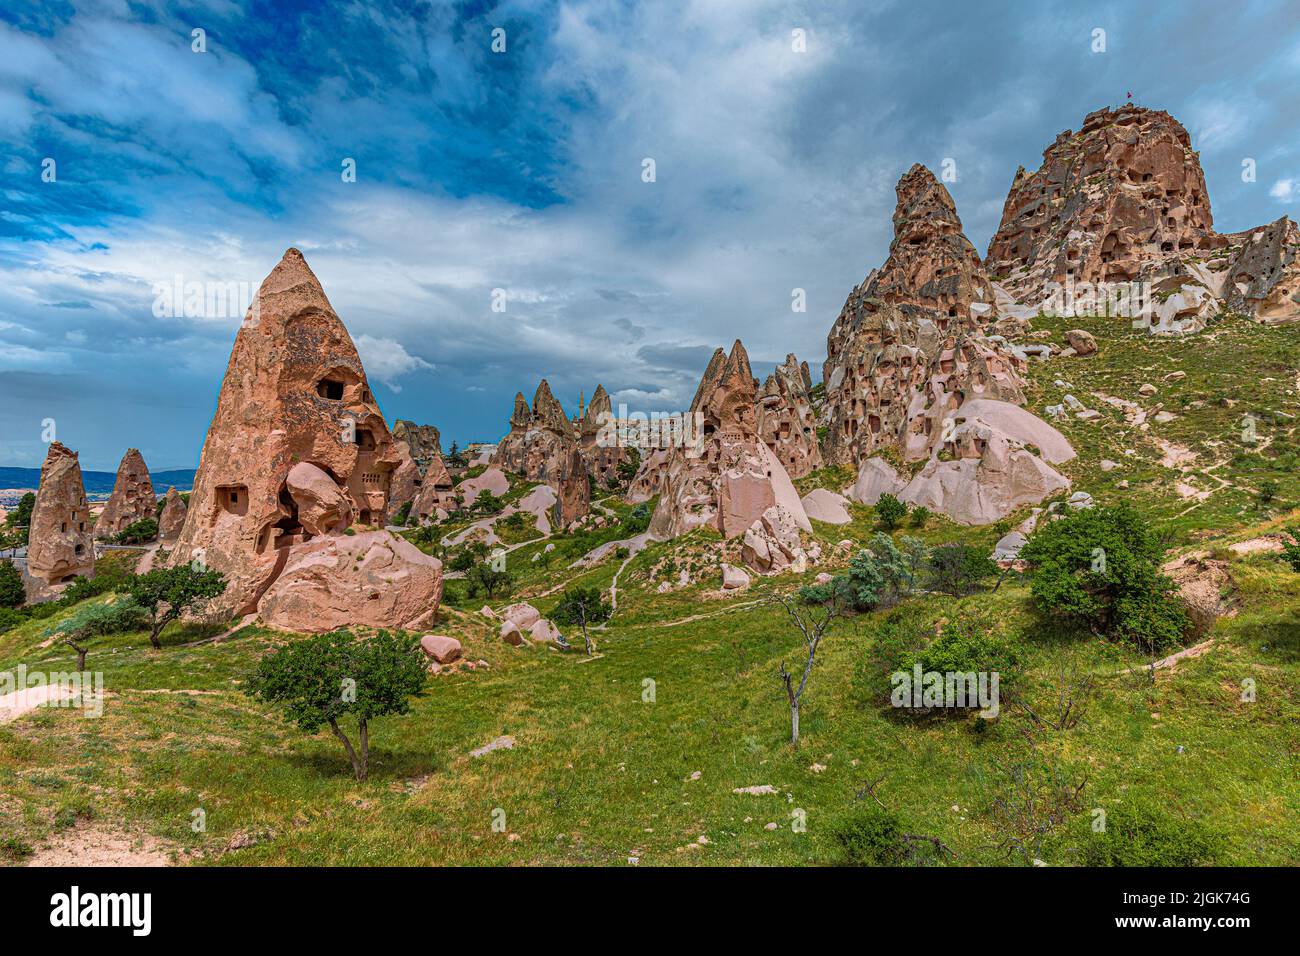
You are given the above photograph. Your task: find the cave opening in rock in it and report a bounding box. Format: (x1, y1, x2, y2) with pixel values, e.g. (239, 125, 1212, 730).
(317, 378, 345, 400)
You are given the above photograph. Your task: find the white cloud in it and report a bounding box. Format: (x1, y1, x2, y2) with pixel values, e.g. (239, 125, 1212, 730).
(1269, 178, 1295, 201)
(354, 335, 433, 392)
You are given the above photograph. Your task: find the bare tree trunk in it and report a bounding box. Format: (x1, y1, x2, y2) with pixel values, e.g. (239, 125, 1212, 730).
(63, 638, 88, 671)
(358, 719, 369, 781)
(791, 701, 800, 746)
(149, 618, 163, 650)
(329, 717, 364, 780)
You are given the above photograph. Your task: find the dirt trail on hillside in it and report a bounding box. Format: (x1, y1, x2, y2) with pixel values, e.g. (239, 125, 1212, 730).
(24, 825, 175, 866)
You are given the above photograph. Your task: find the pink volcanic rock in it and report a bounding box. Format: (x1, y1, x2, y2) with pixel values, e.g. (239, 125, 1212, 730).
(257, 530, 443, 633)
(502, 602, 541, 630)
(26, 442, 95, 586)
(528, 618, 565, 645)
(420, 635, 463, 664)
(95, 448, 156, 539)
(158, 486, 188, 540)
(457, 467, 510, 507)
(286, 461, 353, 535)
(849, 458, 907, 506)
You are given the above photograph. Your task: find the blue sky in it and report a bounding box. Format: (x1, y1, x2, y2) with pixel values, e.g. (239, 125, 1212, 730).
(1, 0, 1298, 470)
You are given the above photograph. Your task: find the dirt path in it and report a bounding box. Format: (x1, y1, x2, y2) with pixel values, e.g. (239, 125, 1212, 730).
(1116, 638, 1216, 675)
(655, 599, 768, 628)
(0, 683, 80, 725)
(24, 825, 175, 866)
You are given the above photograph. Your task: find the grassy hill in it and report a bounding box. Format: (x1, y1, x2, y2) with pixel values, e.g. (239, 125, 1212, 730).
(1, 313, 1298, 867)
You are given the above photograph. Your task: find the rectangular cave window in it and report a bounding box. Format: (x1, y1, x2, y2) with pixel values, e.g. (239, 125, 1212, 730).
(317, 378, 346, 400)
(355, 428, 377, 450)
(216, 485, 249, 516)
(79, 522, 86, 532)
(60, 522, 67, 533)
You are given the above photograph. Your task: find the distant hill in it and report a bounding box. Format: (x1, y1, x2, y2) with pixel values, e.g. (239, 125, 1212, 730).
(0, 466, 196, 498)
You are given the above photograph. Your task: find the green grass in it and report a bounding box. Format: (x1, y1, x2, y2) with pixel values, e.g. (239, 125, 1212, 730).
(2, 318, 1298, 866)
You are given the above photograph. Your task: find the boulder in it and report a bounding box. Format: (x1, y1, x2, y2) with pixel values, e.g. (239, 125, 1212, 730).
(158, 486, 188, 540)
(420, 635, 462, 664)
(502, 602, 541, 630)
(800, 488, 852, 525)
(257, 531, 443, 633)
(500, 620, 526, 645)
(992, 531, 1028, 561)
(1064, 330, 1097, 355)
(528, 618, 565, 646)
(720, 563, 751, 590)
(742, 505, 812, 574)
(285, 461, 353, 535)
(849, 457, 906, 506)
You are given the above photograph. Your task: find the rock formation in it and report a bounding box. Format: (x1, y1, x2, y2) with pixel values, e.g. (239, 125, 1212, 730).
(168, 248, 441, 627)
(158, 487, 187, 540)
(648, 340, 811, 540)
(576, 384, 631, 489)
(986, 104, 1300, 331)
(823, 165, 1073, 525)
(26, 442, 95, 586)
(391, 420, 442, 467)
(410, 452, 455, 522)
(756, 353, 823, 479)
(95, 448, 155, 538)
(491, 380, 590, 525)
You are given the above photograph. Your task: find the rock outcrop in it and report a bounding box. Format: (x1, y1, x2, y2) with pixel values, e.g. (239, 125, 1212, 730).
(823, 165, 1072, 525)
(26, 442, 95, 586)
(756, 353, 823, 479)
(168, 248, 441, 627)
(257, 531, 443, 633)
(648, 340, 811, 540)
(741, 504, 819, 574)
(94, 448, 155, 538)
(158, 487, 187, 540)
(576, 384, 631, 489)
(391, 420, 442, 468)
(986, 104, 1300, 331)
(410, 452, 456, 522)
(491, 380, 590, 526)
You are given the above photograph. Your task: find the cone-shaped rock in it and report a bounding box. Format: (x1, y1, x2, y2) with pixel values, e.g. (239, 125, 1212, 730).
(492, 379, 591, 525)
(27, 442, 95, 586)
(169, 248, 441, 623)
(95, 448, 155, 539)
(757, 353, 823, 479)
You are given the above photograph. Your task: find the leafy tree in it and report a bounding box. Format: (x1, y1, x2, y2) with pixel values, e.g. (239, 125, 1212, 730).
(466, 561, 513, 600)
(245, 630, 427, 781)
(908, 506, 931, 529)
(551, 586, 612, 654)
(622, 502, 652, 535)
(616, 448, 642, 486)
(123, 564, 227, 649)
(1018, 504, 1188, 652)
(5, 493, 34, 530)
(472, 490, 503, 516)
(112, 517, 158, 544)
(44, 597, 147, 669)
(799, 533, 917, 611)
(448, 541, 490, 573)
(446, 442, 468, 468)
(0, 559, 24, 609)
(928, 543, 998, 596)
(874, 493, 907, 531)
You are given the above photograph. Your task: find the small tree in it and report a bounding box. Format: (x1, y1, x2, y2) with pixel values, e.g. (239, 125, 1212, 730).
(45, 597, 147, 669)
(466, 561, 513, 600)
(0, 559, 23, 609)
(123, 565, 227, 649)
(1280, 528, 1300, 573)
(928, 543, 998, 596)
(113, 517, 158, 544)
(245, 630, 427, 781)
(875, 493, 907, 531)
(5, 493, 34, 531)
(551, 586, 613, 655)
(773, 592, 841, 746)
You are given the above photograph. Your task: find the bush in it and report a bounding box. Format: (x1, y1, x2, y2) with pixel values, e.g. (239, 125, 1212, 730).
(112, 518, 158, 544)
(1280, 528, 1300, 573)
(448, 541, 490, 573)
(390, 501, 412, 527)
(0, 559, 24, 609)
(4, 493, 34, 531)
(622, 502, 652, 535)
(1080, 804, 1222, 866)
(0, 607, 25, 634)
(909, 506, 931, 528)
(831, 804, 909, 865)
(875, 494, 907, 531)
(928, 543, 998, 596)
(245, 630, 427, 781)
(1018, 504, 1188, 652)
(800, 534, 924, 611)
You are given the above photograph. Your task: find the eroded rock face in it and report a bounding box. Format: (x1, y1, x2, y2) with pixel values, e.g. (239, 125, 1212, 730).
(158, 487, 187, 540)
(257, 531, 443, 633)
(986, 104, 1300, 330)
(26, 442, 95, 585)
(168, 248, 437, 625)
(649, 340, 811, 540)
(391, 420, 442, 469)
(576, 384, 632, 489)
(757, 353, 823, 479)
(823, 166, 1029, 469)
(95, 448, 155, 538)
(741, 504, 816, 574)
(410, 452, 455, 522)
(491, 380, 590, 525)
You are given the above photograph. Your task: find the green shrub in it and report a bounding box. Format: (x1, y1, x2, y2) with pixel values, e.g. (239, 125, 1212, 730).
(0, 606, 25, 634)
(909, 506, 931, 528)
(0, 559, 23, 608)
(800, 534, 924, 611)
(1280, 528, 1300, 573)
(1080, 804, 1222, 866)
(874, 493, 907, 531)
(551, 586, 613, 627)
(928, 543, 998, 596)
(112, 517, 158, 544)
(1018, 504, 1188, 652)
(830, 805, 909, 865)
(390, 501, 412, 527)
(622, 502, 652, 535)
